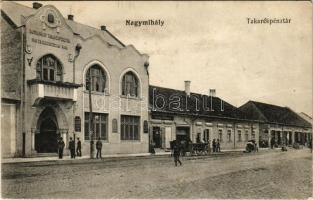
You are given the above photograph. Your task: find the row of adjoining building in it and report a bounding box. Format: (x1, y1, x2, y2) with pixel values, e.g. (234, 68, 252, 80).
(1, 2, 312, 158)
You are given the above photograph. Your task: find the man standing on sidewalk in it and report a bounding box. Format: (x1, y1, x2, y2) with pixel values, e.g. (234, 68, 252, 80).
(58, 137, 65, 159)
(173, 140, 182, 166)
(69, 137, 75, 159)
(76, 137, 82, 157)
(96, 137, 102, 159)
(216, 139, 221, 152)
(212, 139, 217, 152)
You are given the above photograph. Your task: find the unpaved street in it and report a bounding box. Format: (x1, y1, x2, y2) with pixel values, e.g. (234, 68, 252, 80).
(2, 149, 312, 199)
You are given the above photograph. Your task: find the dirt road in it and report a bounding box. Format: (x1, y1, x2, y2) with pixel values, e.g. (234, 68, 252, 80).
(2, 149, 312, 198)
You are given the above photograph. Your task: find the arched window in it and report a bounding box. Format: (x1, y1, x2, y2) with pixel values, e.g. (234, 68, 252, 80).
(85, 65, 106, 93)
(122, 71, 139, 97)
(36, 54, 62, 81)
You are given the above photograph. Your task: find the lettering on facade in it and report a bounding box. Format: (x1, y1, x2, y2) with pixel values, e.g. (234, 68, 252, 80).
(29, 29, 70, 50)
(31, 38, 68, 50)
(29, 29, 70, 43)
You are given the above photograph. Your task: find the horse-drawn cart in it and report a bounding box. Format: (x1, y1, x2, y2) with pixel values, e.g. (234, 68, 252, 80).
(170, 140, 210, 156)
(189, 143, 210, 156)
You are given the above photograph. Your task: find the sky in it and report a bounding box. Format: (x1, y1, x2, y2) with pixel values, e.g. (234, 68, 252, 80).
(18, 1, 313, 116)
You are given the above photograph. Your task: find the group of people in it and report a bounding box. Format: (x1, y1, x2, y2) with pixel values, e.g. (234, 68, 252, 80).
(57, 137, 82, 159)
(212, 139, 221, 152)
(57, 137, 103, 159)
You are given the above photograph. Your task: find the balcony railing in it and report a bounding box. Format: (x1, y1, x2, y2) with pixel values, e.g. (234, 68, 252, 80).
(27, 79, 82, 105)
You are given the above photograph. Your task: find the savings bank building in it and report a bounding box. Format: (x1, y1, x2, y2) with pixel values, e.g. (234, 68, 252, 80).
(1, 2, 150, 157)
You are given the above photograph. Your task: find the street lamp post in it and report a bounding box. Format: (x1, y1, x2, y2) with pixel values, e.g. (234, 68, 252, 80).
(87, 68, 95, 158)
(73, 43, 81, 158)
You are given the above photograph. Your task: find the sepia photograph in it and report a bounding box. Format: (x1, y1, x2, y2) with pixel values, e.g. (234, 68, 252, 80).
(1, 1, 312, 199)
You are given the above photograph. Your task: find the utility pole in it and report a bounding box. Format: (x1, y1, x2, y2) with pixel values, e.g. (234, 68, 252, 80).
(72, 43, 81, 158)
(87, 69, 95, 158)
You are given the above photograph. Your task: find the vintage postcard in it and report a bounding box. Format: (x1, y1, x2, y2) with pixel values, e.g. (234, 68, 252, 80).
(1, 1, 312, 199)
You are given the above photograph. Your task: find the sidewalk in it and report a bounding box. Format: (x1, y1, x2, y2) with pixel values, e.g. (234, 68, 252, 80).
(1, 148, 271, 164)
(1, 152, 171, 164)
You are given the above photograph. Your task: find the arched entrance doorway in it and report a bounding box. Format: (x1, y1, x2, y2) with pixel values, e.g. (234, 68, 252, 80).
(35, 107, 59, 153)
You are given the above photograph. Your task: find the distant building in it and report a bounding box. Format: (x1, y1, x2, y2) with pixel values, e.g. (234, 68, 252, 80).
(149, 83, 260, 151)
(298, 112, 313, 125)
(238, 101, 312, 148)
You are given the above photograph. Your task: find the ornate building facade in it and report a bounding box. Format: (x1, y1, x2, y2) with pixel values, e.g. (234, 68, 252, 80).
(1, 2, 149, 157)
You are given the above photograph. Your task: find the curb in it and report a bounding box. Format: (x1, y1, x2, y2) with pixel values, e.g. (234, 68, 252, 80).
(1, 148, 279, 164)
(1, 152, 170, 164)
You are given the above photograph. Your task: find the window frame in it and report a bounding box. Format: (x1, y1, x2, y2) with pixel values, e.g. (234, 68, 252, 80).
(85, 65, 107, 93)
(237, 130, 242, 142)
(36, 54, 63, 82)
(84, 112, 108, 141)
(47, 13, 55, 23)
(121, 71, 140, 98)
(245, 130, 249, 142)
(227, 129, 232, 142)
(218, 129, 223, 142)
(203, 129, 210, 143)
(121, 115, 140, 141)
(251, 131, 256, 140)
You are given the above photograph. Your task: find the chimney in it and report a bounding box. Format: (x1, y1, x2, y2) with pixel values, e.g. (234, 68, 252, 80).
(184, 81, 191, 96)
(68, 14, 74, 21)
(33, 2, 42, 9)
(209, 89, 216, 97)
(100, 25, 106, 31)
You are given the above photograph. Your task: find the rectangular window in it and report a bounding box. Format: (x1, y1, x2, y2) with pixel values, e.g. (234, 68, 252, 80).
(49, 69, 55, 81)
(203, 129, 210, 142)
(238, 130, 242, 142)
(252, 131, 256, 140)
(245, 130, 249, 141)
(227, 130, 232, 142)
(134, 121, 139, 140)
(218, 129, 223, 142)
(95, 121, 100, 139)
(121, 115, 140, 140)
(84, 112, 108, 140)
(84, 116, 89, 140)
(43, 68, 48, 80)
